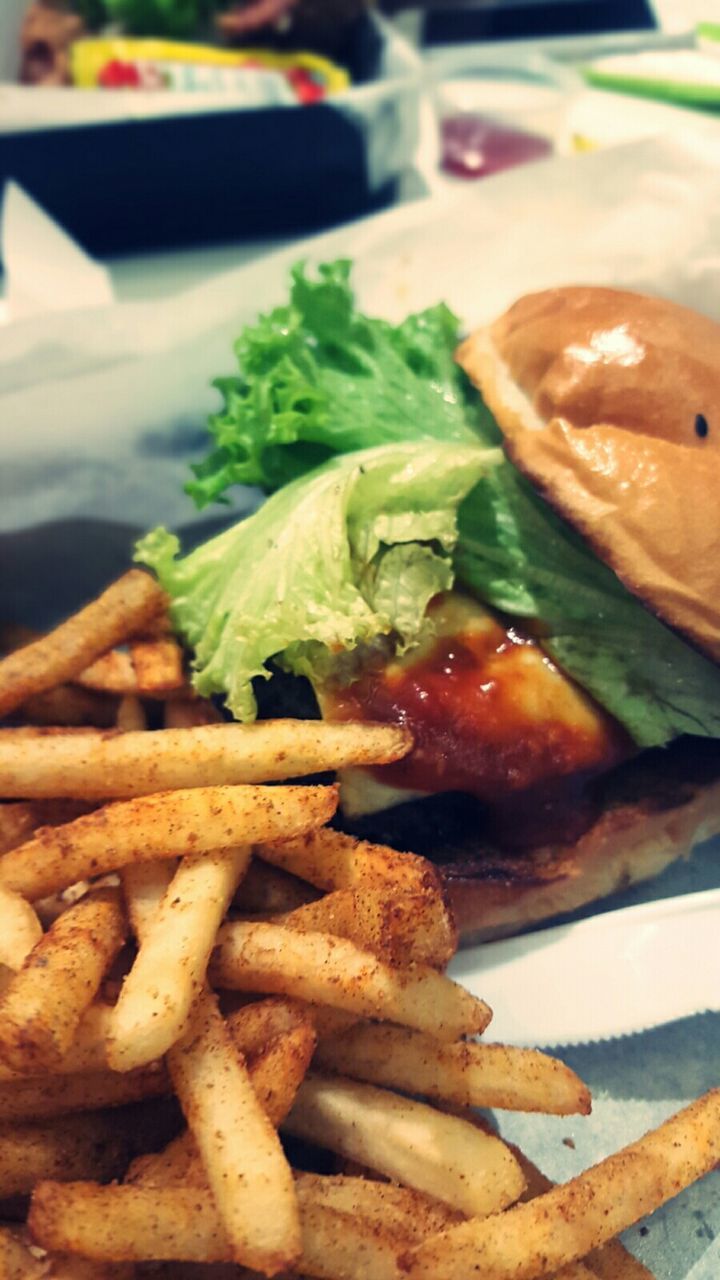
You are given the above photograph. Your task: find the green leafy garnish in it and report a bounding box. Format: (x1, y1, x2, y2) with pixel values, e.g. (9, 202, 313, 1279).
(137, 441, 497, 720)
(186, 260, 490, 506)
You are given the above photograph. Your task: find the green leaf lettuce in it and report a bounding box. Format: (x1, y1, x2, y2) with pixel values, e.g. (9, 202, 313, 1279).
(137, 441, 498, 720)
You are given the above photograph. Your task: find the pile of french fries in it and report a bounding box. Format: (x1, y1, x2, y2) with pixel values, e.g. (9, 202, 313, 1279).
(0, 570, 716, 1280)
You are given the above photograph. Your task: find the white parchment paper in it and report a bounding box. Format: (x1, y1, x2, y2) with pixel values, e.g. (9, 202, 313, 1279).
(1, 130, 719, 1277)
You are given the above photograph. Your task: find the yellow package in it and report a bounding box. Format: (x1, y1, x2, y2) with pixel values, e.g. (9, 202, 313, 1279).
(71, 38, 349, 102)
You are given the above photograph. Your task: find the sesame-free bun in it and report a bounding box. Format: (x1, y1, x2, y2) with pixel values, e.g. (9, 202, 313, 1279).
(456, 286, 720, 662)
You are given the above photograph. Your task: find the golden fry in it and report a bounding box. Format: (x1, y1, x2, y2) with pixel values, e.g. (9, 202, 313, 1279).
(108, 846, 251, 1070)
(211, 921, 490, 1041)
(167, 990, 301, 1275)
(0, 888, 126, 1072)
(277, 887, 456, 969)
(0, 784, 337, 900)
(0, 1064, 168, 1122)
(285, 1072, 524, 1218)
(128, 635, 185, 695)
(259, 826, 440, 896)
(29, 1180, 408, 1280)
(0, 884, 42, 972)
(0, 571, 165, 718)
(0, 1112, 132, 1197)
(406, 1089, 720, 1280)
(0, 722, 408, 800)
(315, 1024, 591, 1115)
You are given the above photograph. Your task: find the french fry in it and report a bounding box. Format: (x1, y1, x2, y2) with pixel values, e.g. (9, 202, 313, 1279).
(585, 1240, 656, 1279)
(108, 846, 251, 1070)
(277, 887, 457, 969)
(166, 990, 301, 1275)
(507, 1142, 653, 1280)
(315, 1025, 591, 1115)
(0, 800, 96, 857)
(294, 1171, 461, 1243)
(127, 999, 317, 1188)
(284, 1073, 525, 1218)
(128, 635, 185, 695)
(0, 1113, 133, 1197)
(0, 722, 409, 800)
(210, 922, 490, 1041)
(228, 1000, 317, 1128)
(0, 888, 126, 1072)
(120, 861, 175, 941)
(74, 650, 138, 696)
(163, 697, 223, 729)
(405, 1088, 720, 1280)
(115, 697, 147, 733)
(41, 1259, 135, 1279)
(29, 1181, 409, 1280)
(0, 1065, 169, 1122)
(259, 827, 440, 896)
(0, 1226, 45, 1279)
(0, 1003, 114, 1081)
(11, 685, 118, 730)
(0, 884, 42, 972)
(234, 857, 319, 915)
(0, 571, 165, 719)
(0, 785, 337, 900)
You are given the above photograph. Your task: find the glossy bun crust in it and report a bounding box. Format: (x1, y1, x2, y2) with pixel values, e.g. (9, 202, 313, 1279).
(457, 286, 720, 662)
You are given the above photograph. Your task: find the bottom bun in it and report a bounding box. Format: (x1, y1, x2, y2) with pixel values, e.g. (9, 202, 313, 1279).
(342, 739, 720, 944)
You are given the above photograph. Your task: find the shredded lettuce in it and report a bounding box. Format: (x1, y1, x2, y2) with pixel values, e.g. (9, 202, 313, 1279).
(186, 260, 490, 506)
(156, 259, 720, 748)
(137, 442, 497, 720)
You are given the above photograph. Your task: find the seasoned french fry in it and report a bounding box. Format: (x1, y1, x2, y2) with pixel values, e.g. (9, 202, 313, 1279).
(0, 1002, 114, 1081)
(406, 1088, 720, 1280)
(0, 785, 337, 900)
(0, 571, 166, 718)
(259, 827, 439, 896)
(163, 697, 223, 729)
(127, 999, 317, 1188)
(0, 1064, 169, 1122)
(0, 888, 126, 1072)
(0, 722, 409, 800)
(294, 1171, 461, 1243)
(585, 1240, 656, 1279)
(315, 1025, 591, 1116)
(108, 846, 251, 1070)
(0, 1226, 45, 1279)
(29, 1180, 408, 1280)
(121, 861, 175, 941)
(284, 1073, 525, 1218)
(0, 884, 42, 972)
(0, 800, 96, 857)
(228, 1001, 317, 1128)
(128, 635, 185, 695)
(277, 887, 457, 969)
(211, 922, 490, 1041)
(74, 650, 138, 696)
(12, 685, 118, 730)
(234, 857, 319, 916)
(0, 1112, 133, 1196)
(167, 990, 301, 1274)
(42, 1259, 135, 1279)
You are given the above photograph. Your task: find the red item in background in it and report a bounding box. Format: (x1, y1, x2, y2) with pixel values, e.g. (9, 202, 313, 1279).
(441, 114, 553, 179)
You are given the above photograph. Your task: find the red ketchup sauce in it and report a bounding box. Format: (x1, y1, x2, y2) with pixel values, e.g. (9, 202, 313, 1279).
(324, 598, 630, 840)
(441, 114, 553, 180)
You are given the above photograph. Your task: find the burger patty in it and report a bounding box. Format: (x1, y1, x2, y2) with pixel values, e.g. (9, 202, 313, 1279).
(341, 736, 720, 941)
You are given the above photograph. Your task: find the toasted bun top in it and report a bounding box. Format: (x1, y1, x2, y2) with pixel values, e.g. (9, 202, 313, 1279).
(457, 286, 720, 662)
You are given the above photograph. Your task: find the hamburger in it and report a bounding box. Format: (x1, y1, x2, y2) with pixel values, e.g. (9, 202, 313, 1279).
(137, 266, 720, 941)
